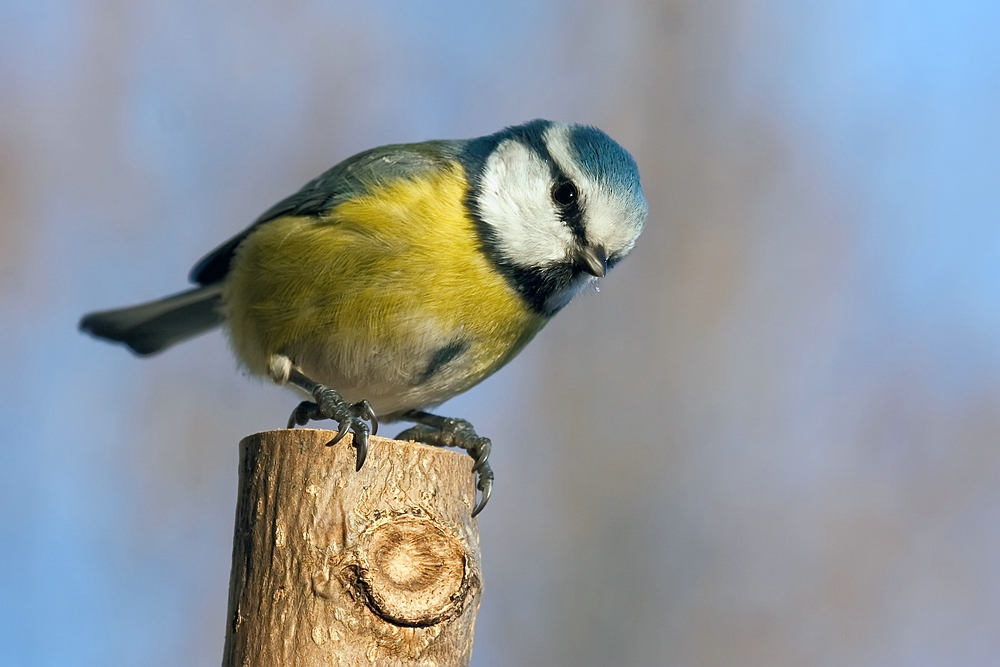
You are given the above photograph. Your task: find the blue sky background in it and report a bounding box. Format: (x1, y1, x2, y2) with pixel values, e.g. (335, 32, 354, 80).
(1, 1, 999, 665)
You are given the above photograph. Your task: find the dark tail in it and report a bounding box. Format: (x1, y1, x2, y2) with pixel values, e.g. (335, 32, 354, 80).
(79, 285, 225, 356)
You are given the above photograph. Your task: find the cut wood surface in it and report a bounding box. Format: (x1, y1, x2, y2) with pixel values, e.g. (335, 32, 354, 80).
(222, 429, 483, 667)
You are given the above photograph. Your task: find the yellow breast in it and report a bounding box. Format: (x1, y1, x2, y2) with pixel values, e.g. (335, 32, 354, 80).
(223, 162, 546, 416)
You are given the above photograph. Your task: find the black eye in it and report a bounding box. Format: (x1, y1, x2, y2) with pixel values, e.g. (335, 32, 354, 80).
(552, 181, 578, 207)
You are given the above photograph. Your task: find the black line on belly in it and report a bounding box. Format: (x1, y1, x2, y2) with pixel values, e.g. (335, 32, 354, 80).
(420, 340, 469, 383)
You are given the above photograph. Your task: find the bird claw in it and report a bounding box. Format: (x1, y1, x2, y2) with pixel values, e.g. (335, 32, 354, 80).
(348, 423, 369, 471)
(286, 387, 376, 472)
(328, 426, 349, 447)
(471, 437, 491, 472)
(354, 399, 378, 437)
(471, 468, 493, 518)
(396, 415, 495, 517)
(286, 400, 315, 429)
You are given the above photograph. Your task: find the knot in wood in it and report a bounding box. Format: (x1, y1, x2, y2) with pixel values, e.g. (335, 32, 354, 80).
(354, 515, 471, 627)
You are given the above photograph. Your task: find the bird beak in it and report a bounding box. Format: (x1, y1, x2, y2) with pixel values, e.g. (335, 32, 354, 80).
(578, 245, 608, 278)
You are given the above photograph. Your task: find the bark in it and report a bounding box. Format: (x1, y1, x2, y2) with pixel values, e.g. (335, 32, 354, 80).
(222, 428, 482, 667)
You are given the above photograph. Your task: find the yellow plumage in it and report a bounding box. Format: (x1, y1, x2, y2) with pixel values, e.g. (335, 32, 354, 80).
(224, 162, 545, 417)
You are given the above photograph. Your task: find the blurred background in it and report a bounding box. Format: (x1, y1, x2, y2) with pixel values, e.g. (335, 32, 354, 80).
(2, 1, 999, 665)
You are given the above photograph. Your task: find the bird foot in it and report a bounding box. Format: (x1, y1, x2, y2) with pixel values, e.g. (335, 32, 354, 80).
(287, 385, 378, 472)
(396, 414, 493, 517)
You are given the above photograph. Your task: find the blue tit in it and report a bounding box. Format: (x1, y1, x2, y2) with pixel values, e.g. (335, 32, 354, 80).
(80, 119, 647, 515)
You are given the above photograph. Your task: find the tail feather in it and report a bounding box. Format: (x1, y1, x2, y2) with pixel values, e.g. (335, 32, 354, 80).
(79, 285, 225, 356)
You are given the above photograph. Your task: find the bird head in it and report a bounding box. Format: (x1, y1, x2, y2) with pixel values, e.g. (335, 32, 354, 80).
(463, 120, 647, 316)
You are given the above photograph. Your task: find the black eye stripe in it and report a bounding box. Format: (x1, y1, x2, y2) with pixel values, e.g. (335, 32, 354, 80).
(501, 135, 586, 243)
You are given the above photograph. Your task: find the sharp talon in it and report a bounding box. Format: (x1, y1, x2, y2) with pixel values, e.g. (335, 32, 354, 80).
(328, 428, 348, 447)
(353, 400, 378, 437)
(353, 427, 369, 471)
(287, 401, 313, 429)
(472, 439, 491, 472)
(471, 477, 492, 517)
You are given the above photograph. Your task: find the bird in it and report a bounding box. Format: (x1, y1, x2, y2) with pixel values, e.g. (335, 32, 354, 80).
(79, 119, 647, 516)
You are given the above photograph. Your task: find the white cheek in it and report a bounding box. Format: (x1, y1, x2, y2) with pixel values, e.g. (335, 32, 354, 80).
(584, 194, 643, 255)
(477, 140, 573, 265)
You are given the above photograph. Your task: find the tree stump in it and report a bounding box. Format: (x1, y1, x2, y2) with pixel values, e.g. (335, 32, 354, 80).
(222, 429, 483, 667)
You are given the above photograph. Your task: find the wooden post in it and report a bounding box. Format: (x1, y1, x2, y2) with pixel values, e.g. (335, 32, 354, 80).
(222, 429, 483, 667)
